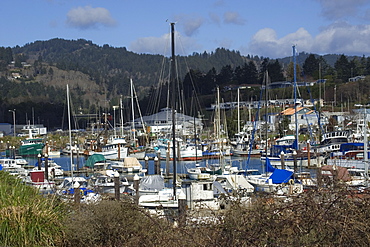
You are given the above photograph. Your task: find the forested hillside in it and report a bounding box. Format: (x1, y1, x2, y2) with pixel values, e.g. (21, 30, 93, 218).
(0, 38, 370, 129)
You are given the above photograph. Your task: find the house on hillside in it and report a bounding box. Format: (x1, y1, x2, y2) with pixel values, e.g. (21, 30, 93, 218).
(277, 107, 318, 131)
(348, 76, 365, 82)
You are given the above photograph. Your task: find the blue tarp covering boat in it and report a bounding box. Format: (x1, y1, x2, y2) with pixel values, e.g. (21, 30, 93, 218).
(265, 157, 276, 173)
(268, 169, 293, 184)
(265, 157, 293, 184)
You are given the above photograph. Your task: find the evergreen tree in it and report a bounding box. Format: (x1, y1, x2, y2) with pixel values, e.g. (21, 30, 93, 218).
(216, 65, 233, 86)
(267, 60, 285, 82)
(302, 54, 319, 79)
(334, 54, 351, 82)
(245, 61, 259, 84)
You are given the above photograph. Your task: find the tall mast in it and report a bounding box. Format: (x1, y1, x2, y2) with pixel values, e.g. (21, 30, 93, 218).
(130, 78, 136, 146)
(364, 108, 368, 185)
(120, 95, 124, 137)
(293, 45, 299, 150)
(67, 84, 73, 178)
(237, 87, 240, 134)
(170, 22, 177, 200)
(264, 70, 268, 156)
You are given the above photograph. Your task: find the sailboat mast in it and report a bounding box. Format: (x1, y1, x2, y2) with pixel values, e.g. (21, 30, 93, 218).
(293, 45, 299, 150)
(264, 71, 268, 157)
(170, 22, 177, 200)
(237, 87, 240, 134)
(130, 78, 136, 146)
(364, 108, 368, 185)
(67, 84, 74, 178)
(120, 95, 124, 137)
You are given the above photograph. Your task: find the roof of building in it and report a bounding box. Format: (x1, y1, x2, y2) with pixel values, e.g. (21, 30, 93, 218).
(135, 108, 202, 124)
(279, 107, 314, 116)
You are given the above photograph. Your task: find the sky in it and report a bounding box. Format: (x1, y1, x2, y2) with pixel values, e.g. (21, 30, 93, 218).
(2, 0, 370, 59)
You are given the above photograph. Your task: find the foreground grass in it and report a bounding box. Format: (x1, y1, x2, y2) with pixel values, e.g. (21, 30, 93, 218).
(0, 171, 67, 246)
(2, 170, 370, 246)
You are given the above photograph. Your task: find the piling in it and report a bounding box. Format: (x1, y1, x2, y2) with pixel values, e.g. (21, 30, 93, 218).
(144, 156, 149, 170)
(154, 156, 159, 175)
(114, 171, 120, 201)
(74, 181, 80, 205)
(280, 151, 285, 170)
(44, 154, 49, 180)
(166, 150, 170, 176)
(316, 167, 322, 187)
(178, 190, 187, 226)
(134, 174, 140, 205)
(293, 150, 297, 174)
(37, 153, 41, 170)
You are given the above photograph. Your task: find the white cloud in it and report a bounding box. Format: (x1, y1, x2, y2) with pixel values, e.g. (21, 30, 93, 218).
(313, 22, 370, 55)
(248, 28, 313, 58)
(129, 31, 201, 56)
(66, 6, 116, 29)
(246, 22, 370, 58)
(223, 11, 246, 25)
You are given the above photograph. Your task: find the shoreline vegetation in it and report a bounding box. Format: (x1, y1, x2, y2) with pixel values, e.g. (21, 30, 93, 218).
(1, 171, 370, 246)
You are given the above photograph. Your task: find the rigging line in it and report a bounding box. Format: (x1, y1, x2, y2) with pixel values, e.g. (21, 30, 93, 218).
(303, 86, 317, 145)
(177, 34, 204, 113)
(61, 90, 67, 130)
(145, 25, 170, 116)
(150, 62, 166, 115)
(246, 86, 263, 166)
(68, 91, 79, 131)
(132, 81, 147, 136)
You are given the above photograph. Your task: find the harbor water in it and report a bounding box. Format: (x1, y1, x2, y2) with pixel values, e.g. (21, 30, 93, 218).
(22, 155, 265, 175)
(22, 154, 316, 177)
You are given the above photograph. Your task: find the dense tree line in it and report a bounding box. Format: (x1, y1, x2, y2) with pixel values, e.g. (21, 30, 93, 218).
(3, 38, 370, 129)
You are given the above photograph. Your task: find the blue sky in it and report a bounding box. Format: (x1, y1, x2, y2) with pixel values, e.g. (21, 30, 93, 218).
(2, 0, 370, 58)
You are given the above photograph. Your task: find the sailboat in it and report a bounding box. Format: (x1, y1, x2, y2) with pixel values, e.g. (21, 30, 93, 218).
(260, 46, 311, 168)
(127, 78, 147, 159)
(138, 23, 219, 211)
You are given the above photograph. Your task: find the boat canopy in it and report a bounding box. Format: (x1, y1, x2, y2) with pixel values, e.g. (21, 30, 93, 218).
(139, 175, 164, 191)
(86, 154, 106, 168)
(123, 157, 142, 168)
(268, 169, 293, 184)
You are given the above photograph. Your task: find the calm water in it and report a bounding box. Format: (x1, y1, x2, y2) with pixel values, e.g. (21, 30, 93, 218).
(23, 154, 265, 175)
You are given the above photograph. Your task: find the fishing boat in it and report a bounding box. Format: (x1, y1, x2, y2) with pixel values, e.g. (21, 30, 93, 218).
(157, 137, 203, 161)
(315, 130, 350, 155)
(18, 137, 44, 157)
(86, 136, 129, 160)
(326, 142, 368, 169)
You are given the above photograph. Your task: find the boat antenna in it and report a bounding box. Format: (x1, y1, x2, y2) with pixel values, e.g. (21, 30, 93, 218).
(170, 22, 177, 200)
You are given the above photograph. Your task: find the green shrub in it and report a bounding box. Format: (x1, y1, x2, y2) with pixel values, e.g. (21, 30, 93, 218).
(0, 171, 67, 246)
